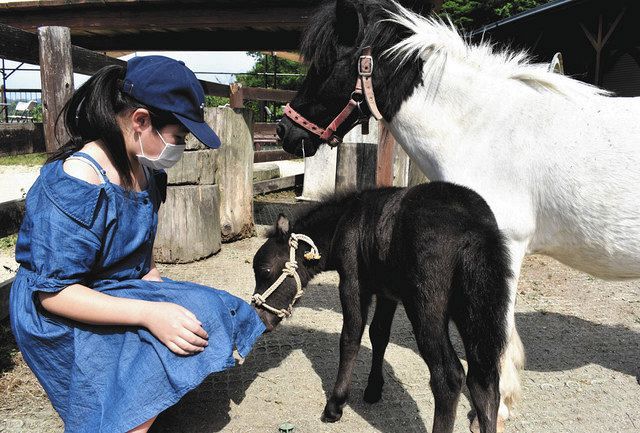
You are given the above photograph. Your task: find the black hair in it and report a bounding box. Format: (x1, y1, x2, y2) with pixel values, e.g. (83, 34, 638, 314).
(47, 64, 179, 190)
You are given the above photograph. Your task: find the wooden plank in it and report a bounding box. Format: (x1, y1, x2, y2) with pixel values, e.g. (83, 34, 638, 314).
(254, 122, 277, 137)
(0, 5, 316, 33)
(0, 277, 14, 321)
(199, 80, 230, 98)
(241, 86, 296, 103)
(254, 122, 278, 144)
(0, 199, 26, 238)
(254, 150, 296, 163)
(376, 124, 396, 187)
(72, 29, 304, 52)
(39, 26, 74, 152)
(254, 174, 303, 195)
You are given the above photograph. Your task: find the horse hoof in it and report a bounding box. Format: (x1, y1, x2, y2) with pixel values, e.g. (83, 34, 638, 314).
(470, 416, 506, 433)
(321, 404, 343, 423)
(363, 385, 382, 403)
(321, 410, 343, 423)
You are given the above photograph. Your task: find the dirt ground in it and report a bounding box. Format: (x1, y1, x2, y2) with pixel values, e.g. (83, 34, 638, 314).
(0, 233, 638, 433)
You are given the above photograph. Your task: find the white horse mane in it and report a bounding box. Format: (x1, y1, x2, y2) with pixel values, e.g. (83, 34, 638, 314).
(383, 2, 611, 100)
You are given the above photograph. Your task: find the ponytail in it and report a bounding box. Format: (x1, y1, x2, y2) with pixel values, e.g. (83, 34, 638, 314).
(48, 64, 178, 191)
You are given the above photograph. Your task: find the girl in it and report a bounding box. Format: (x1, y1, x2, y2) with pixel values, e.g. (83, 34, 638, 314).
(9, 55, 266, 432)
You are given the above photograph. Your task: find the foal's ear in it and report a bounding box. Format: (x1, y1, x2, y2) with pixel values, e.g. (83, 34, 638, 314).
(335, 0, 361, 47)
(275, 214, 290, 239)
(397, 0, 442, 15)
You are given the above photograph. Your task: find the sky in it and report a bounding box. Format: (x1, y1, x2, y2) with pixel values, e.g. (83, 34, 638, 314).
(2, 51, 257, 96)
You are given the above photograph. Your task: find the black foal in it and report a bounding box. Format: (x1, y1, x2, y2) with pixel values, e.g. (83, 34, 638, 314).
(252, 182, 512, 433)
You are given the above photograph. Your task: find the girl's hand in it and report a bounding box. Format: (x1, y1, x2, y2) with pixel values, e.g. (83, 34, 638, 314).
(141, 302, 209, 356)
(142, 267, 163, 282)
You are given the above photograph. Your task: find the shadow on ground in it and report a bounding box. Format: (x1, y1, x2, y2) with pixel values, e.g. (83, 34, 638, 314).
(152, 323, 430, 433)
(0, 319, 18, 375)
(152, 282, 639, 433)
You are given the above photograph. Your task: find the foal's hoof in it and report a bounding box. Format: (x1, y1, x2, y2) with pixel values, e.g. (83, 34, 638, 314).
(469, 416, 506, 433)
(321, 402, 343, 423)
(363, 384, 383, 403)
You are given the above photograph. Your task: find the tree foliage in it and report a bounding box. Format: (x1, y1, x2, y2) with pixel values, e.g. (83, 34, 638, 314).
(441, 0, 553, 31)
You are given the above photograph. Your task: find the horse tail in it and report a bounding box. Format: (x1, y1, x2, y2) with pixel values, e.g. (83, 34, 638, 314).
(451, 227, 512, 370)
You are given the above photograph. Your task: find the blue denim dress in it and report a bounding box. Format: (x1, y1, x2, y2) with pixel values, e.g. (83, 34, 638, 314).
(9, 152, 265, 433)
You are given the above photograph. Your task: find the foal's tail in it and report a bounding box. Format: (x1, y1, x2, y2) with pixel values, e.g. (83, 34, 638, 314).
(452, 228, 512, 370)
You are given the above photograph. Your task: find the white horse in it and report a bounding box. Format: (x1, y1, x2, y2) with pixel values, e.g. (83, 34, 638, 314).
(276, 0, 640, 431)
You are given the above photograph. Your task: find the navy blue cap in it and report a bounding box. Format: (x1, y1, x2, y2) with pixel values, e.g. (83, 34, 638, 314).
(122, 55, 221, 149)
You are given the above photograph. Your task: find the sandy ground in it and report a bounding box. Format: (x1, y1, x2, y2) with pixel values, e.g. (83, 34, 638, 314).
(0, 165, 40, 203)
(0, 232, 638, 433)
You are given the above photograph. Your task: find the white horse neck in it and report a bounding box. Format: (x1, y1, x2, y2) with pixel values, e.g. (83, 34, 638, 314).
(382, 12, 610, 181)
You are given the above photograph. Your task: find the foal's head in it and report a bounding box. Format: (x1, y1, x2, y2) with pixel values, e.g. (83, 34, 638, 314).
(278, 0, 436, 156)
(252, 215, 321, 332)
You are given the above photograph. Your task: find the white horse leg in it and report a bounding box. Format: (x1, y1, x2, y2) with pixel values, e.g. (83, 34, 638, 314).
(499, 241, 527, 418)
(472, 241, 527, 433)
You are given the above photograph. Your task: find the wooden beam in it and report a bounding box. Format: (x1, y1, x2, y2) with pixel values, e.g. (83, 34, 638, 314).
(71, 29, 305, 52)
(579, 8, 626, 86)
(602, 8, 626, 47)
(0, 23, 231, 102)
(0, 22, 124, 75)
(254, 150, 296, 163)
(199, 80, 230, 98)
(254, 174, 303, 195)
(38, 26, 74, 152)
(0, 5, 315, 33)
(261, 51, 303, 63)
(241, 86, 296, 103)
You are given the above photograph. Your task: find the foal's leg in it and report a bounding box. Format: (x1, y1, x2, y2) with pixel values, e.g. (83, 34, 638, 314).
(456, 313, 504, 433)
(363, 296, 398, 403)
(470, 239, 526, 433)
(323, 276, 371, 422)
(404, 295, 465, 433)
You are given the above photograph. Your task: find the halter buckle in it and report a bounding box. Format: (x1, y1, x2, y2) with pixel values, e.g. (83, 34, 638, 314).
(358, 55, 374, 77)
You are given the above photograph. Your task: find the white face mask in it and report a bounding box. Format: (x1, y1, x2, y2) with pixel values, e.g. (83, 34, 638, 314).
(137, 129, 186, 170)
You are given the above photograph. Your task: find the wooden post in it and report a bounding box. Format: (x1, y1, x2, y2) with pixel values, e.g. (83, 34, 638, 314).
(229, 82, 244, 108)
(335, 119, 380, 194)
(376, 124, 396, 187)
(38, 26, 74, 152)
(155, 185, 222, 263)
(154, 126, 222, 263)
(335, 142, 377, 194)
(209, 107, 255, 242)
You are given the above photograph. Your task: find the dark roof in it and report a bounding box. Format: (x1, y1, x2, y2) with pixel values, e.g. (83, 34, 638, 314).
(0, 0, 323, 51)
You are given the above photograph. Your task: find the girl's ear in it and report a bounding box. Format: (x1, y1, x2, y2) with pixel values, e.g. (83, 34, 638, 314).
(131, 108, 152, 134)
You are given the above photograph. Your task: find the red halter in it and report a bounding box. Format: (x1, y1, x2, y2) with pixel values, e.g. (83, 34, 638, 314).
(284, 47, 383, 147)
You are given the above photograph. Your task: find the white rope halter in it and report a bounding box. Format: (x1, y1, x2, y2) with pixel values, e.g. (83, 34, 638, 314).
(251, 233, 321, 318)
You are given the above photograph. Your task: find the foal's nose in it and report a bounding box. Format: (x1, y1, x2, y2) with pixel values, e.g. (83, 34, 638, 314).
(276, 122, 286, 140)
